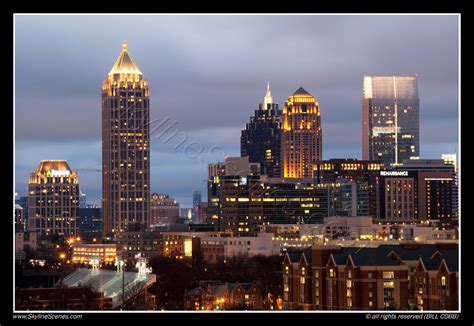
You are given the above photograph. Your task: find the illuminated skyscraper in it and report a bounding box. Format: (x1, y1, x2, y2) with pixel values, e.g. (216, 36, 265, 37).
(28, 160, 79, 236)
(282, 87, 322, 178)
(241, 83, 282, 177)
(102, 41, 150, 235)
(362, 76, 420, 165)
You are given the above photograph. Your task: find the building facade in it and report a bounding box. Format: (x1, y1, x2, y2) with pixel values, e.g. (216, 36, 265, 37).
(282, 87, 322, 178)
(184, 282, 263, 310)
(78, 206, 102, 241)
(441, 154, 459, 220)
(116, 230, 163, 265)
(192, 190, 202, 223)
(282, 243, 458, 311)
(241, 83, 282, 177)
(313, 159, 383, 219)
(102, 41, 150, 235)
(28, 160, 79, 237)
(378, 161, 455, 224)
(200, 233, 276, 263)
(15, 204, 26, 232)
(71, 243, 117, 265)
(362, 76, 420, 165)
(150, 193, 179, 225)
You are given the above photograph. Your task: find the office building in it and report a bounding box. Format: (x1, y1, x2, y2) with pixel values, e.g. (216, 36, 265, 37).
(150, 193, 179, 225)
(15, 204, 26, 232)
(362, 76, 419, 165)
(79, 190, 87, 208)
(28, 160, 79, 237)
(116, 230, 163, 265)
(442, 154, 459, 219)
(192, 190, 202, 223)
(102, 41, 150, 235)
(71, 243, 117, 265)
(241, 83, 282, 177)
(282, 87, 322, 177)
(78, 206, 103, 242)
(313, 159, 383, 218)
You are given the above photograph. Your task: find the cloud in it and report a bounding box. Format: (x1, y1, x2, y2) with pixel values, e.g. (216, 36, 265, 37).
(15, 14, 459, 206)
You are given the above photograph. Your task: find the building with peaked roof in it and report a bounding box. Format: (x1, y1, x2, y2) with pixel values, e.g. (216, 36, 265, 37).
(28, 160, 79, 237)
(282, 243, 458, 311)
(102, 41, 151, 235)
(241, 83, 282, 177)
(183, 281, 262, 310)
(282, 87, 322, 178)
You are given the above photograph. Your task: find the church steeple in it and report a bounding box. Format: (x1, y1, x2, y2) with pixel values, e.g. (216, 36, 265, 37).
(263, 82, 273, 109)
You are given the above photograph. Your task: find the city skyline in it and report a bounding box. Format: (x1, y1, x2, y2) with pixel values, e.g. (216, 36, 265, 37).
(14, 15, 459, 207)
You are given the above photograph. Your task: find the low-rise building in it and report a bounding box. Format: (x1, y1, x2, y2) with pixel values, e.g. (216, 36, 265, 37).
(200, 233, 276, 263)
(184, 281, 262, 310)
(15, 232, 38, 254)
(15, 287, 113, 310)
(71, 243, 117, 265)
(116, 230, 163, 265)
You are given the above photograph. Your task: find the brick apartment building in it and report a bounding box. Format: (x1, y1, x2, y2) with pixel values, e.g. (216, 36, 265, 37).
(282, 243, 458, 311)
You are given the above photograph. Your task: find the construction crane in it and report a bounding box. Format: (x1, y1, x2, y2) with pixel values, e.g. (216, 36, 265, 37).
(76, 168, 101, 172)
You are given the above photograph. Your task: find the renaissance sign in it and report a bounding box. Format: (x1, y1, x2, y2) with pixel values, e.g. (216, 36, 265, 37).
(380, 171, 409, 177)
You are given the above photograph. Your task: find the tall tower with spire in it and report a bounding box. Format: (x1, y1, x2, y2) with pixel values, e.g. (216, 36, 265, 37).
(102, 41, 150, 235)
(282, 87, 322, 178)
(241, 83, 282, 177)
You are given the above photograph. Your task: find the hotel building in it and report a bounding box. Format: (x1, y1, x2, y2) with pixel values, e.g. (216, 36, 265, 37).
(28, 160, 79, 237)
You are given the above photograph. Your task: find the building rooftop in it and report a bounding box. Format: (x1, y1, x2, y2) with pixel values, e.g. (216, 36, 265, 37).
(292, 87, 311, 96)
(108, 41, 142, 76)
(62, 268, 155, 308)
(35, 160, 72, 175)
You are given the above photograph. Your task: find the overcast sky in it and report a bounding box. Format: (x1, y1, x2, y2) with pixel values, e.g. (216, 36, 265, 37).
(14, 14, 459, 207)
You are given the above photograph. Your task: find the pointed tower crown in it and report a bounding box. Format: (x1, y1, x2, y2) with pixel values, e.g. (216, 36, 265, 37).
(108, 40, 143, 76)
(263, 82, 273, 109)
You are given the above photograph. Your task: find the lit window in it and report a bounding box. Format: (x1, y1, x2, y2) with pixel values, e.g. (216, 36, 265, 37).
(441, 276, 447, 287)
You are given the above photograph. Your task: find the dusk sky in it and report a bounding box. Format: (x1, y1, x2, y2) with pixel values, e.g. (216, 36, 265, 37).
(14, 14, 459, 208)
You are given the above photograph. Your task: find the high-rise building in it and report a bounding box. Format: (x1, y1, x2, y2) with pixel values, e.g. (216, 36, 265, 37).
(150, 193, 180, 225)
(28, 160, 79, 236)
(313, 159, 384, 219)
(192, 190, 202, 223)
(15, 204, 26, 232)
(241, 83, 282, 177)
(79, 190, 87, 208)
(282, 87, 322, 178)
(442, 154, 459, 219)
(78, 206, 103, 241)
(378, 160, 455, 223)
(362, 76, 420, 165)
(102, 41, 150, 235)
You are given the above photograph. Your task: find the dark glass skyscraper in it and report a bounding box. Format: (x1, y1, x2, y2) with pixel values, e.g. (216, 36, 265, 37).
(102, 41, 150, 235)
(362, 76, 420, 165)
(241, 83, 282, 177)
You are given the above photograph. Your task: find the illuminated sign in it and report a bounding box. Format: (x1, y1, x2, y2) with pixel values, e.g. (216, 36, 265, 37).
(50, 169, 70, 177)
(380, 171, 408, 177)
